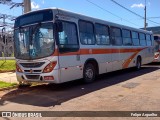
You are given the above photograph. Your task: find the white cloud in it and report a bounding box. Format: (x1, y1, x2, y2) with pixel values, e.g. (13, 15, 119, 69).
(31, 1, 40, 9)
(131, 3, 145, 8)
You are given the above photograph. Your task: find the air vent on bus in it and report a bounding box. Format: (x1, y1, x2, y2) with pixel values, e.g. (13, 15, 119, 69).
(25, 75, 40, 80)
(20, 62, 45, 68)
(24, 70, 41, 73)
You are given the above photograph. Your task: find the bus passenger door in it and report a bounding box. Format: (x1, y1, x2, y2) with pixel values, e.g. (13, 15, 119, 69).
(110, 26, 123, 71)
(57, 21, 82, 83)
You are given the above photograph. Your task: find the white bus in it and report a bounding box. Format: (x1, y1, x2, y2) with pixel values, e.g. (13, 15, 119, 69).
(14, 8, 154, 85)
(153, 35, 160, 62)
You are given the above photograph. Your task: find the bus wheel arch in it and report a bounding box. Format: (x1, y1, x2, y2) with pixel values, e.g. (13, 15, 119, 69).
(83, 59, 99, 83)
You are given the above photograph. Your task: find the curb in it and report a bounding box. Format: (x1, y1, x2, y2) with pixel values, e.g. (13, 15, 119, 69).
(0, 70, 15, 73)
(0, 85, 18, 91)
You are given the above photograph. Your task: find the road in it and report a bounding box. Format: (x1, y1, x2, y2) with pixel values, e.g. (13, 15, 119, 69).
(0, 63, 160, 120)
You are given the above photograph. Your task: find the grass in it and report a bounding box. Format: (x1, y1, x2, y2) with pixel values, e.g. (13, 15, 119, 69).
(0, 60, 16, 72)
(0, 81, 17, 89)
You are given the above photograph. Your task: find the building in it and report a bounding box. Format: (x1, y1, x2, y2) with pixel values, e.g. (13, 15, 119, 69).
(146, 26, 160, 35)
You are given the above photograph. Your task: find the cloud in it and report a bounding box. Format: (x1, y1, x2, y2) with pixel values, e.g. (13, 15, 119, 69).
(31, 1, 40, 9)
(131, 3, 145, 8)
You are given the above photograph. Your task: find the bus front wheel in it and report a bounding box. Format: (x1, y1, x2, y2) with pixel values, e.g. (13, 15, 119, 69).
(18, 81, 32, 87)
(83, 63, 96, 83)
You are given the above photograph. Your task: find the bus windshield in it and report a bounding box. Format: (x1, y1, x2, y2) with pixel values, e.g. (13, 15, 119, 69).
(14, 22, 55, 60)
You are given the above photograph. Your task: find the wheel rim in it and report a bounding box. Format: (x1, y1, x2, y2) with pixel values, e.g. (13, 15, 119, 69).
(85, 68, 94, 79)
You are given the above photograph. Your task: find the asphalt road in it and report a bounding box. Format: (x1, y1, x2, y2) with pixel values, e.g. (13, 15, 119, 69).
(0, 63, 160, 120)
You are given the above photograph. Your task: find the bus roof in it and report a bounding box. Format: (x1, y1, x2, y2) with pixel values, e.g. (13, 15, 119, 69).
(16, 8, 152, 34)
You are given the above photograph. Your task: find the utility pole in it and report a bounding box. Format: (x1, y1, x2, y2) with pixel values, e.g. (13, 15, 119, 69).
(2, 14, 6, 59)
(144, 0, 147, 30)
(23, 0, 31, 14)
(3, 15, 6, 57)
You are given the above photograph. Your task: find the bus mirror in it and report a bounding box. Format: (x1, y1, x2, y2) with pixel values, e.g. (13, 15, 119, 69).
(56, 22, 63, 32)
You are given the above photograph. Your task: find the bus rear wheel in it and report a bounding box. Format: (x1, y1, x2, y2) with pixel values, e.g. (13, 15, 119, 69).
(83, 63, 96, 83)
(136, 57, 141, 70)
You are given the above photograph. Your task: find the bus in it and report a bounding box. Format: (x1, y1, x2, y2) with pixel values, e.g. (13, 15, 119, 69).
(14, 8, 154, 85)
(153, 35, 160, 62)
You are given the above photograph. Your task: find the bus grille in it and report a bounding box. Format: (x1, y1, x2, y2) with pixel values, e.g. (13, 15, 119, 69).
(24, 70, 41, 73)
(25, 75, 40, 80)
(20, 62, 45, 68)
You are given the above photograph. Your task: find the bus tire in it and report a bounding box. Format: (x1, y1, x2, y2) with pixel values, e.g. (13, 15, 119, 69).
(18, 81, 32, 87)
(83, 63, 96, 83)
(136, 57, 141, 70)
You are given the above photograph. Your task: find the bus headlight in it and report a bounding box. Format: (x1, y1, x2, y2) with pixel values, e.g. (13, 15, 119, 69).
(16, 64, 23, 73)
(43, 61, 57, 73)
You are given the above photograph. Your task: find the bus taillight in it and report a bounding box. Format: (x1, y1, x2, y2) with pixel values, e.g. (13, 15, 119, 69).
(43, 61, 57, 73)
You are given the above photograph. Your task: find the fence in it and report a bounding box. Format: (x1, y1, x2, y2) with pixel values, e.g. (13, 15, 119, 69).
(0, 32, 14, 57)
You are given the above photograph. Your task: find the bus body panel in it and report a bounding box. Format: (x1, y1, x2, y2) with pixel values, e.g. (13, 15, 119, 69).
(58, 55, 83, 83)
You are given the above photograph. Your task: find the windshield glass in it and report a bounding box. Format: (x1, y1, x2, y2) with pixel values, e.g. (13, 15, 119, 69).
(14, 22, 54, 60)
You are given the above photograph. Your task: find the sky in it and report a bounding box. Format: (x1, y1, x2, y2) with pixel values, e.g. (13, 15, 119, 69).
(0, 0, 159, 29)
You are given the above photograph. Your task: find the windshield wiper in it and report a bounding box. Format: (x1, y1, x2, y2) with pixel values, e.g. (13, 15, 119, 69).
(18, 27, 26, 48)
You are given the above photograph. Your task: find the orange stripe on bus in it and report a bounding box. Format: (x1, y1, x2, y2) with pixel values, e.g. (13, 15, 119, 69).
(122, 48, 145, 68)
(53, 47, 147, 69)
(57, 48, 144, 56)
(122, 51, 139, 69)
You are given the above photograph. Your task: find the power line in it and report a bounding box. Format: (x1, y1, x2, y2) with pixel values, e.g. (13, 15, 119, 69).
(0, 0, 23, 9)
(0, 13, 16, 28)
(86, 0, 142, 28)
(110, 0, 143, 19)
(0, 13, 16, 20)
(0, 21, 13, 27)
(147, 17, 160, 19)
(110, 0, 160, 26)
(86, 0, 121, 19)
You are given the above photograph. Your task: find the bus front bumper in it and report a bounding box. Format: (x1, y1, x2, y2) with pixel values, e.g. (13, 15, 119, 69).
(16, 70, 60, 84)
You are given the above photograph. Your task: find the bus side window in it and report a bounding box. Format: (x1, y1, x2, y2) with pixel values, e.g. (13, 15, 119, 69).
(58, 21, 79, 53)
(110, 27, 122, 46)
(79, 20, 95, 45)
(146, 34, 152, 46)
(95, 23, 110, 45)
(139, 33, 146, 46)
(132, 31, 139, 46)
(122, 29, 132, 46)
